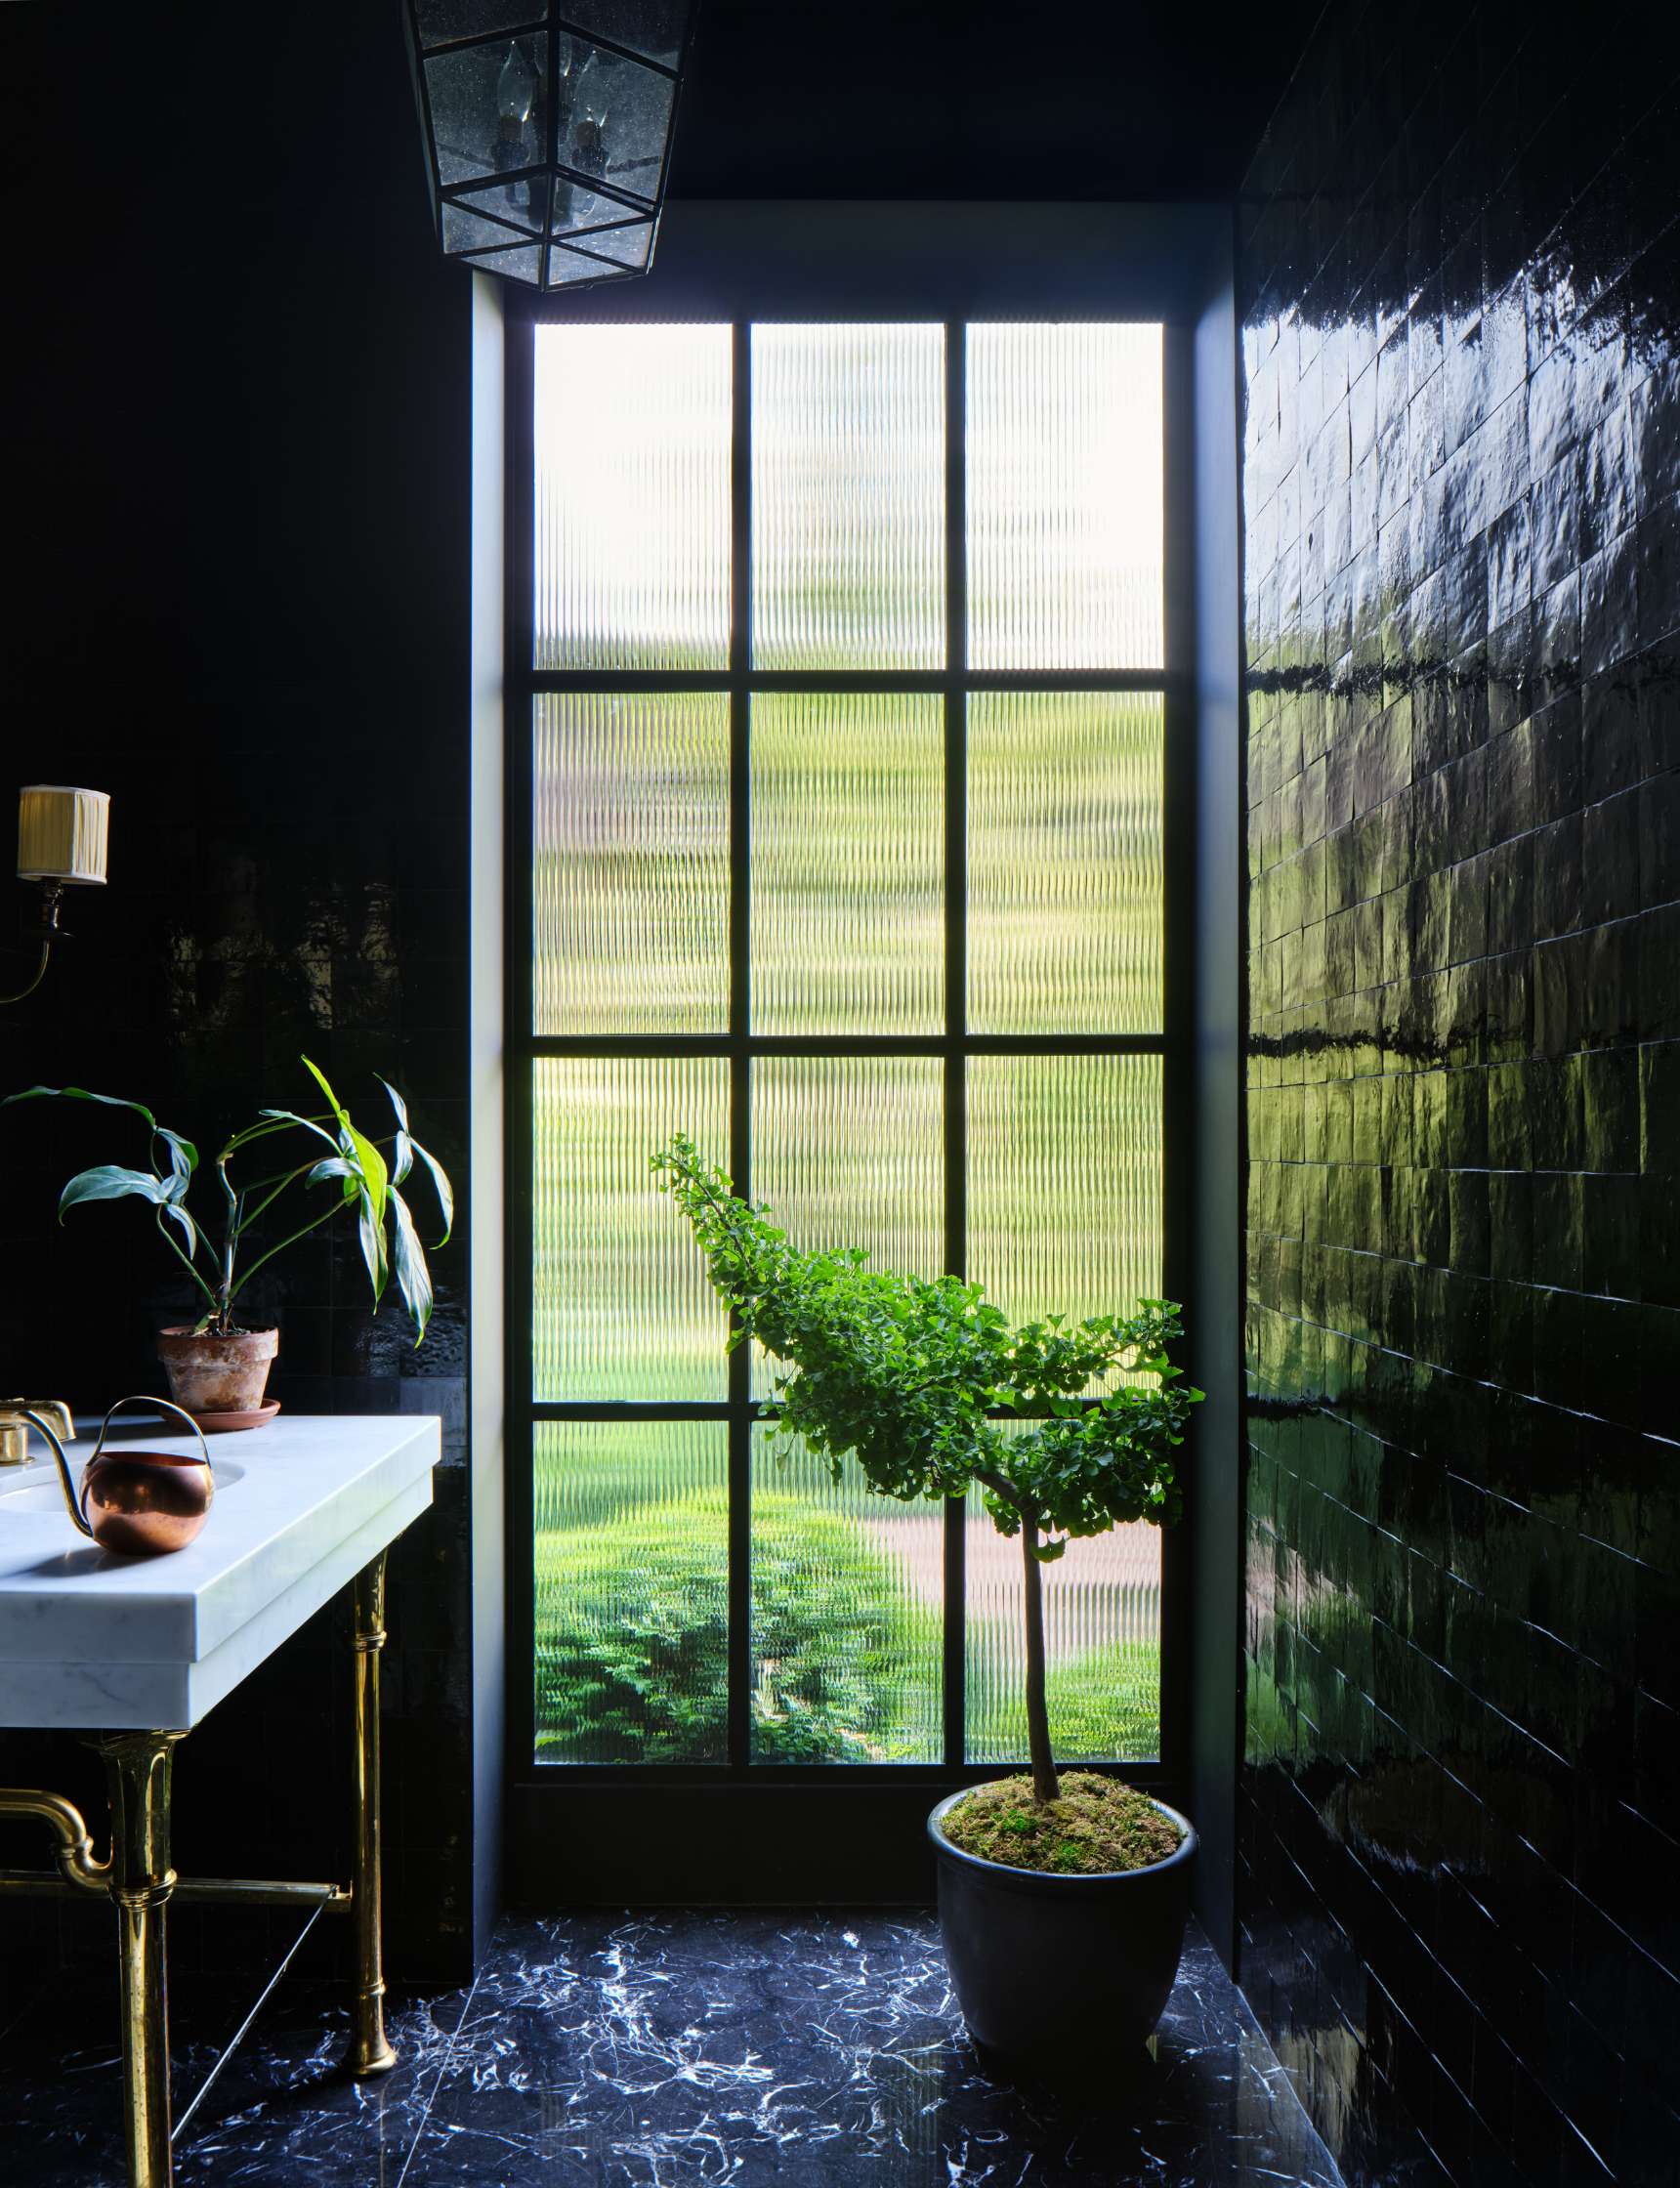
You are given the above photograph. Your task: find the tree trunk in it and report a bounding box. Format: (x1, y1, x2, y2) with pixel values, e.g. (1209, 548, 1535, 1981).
(1021, 1513, 1059, 1804)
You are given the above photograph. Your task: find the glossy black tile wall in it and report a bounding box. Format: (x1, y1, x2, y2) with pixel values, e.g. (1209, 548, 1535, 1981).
(1239, 3, 1680, 2181)
(0, 5, 477, 1983)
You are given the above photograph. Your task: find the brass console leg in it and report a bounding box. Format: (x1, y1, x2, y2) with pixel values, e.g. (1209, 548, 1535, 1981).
(350, 1549, 397, 2076)
(94, 1731, 186, 2188)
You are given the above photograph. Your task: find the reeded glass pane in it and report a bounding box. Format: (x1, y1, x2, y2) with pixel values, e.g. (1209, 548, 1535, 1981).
(968, 323, 1163, 669)
(534, 323, 731, 669)
(751, 324, 945, 670)
(750, 694, 944, 1032)
(965, 1485, 1161, 1763)
(534, 1421, 728, 1762)
(966, 1055, 1162, 1339)
(751, 1428, 943, 1762)
(968, 693, 1163, 1033)
(750, 1057, 944, 1396)
(533, 1058, 729, 1400)
(425, 33, 547, 189)
(533, 694, 729, 1033)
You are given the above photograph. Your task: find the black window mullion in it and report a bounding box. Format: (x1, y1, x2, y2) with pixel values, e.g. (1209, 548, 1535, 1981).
(727, 318, 753, 1774)
(942, 316, 968, 1776)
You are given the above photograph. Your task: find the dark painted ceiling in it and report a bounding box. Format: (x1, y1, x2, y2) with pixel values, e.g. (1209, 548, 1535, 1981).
(668, 0, 1327, 200)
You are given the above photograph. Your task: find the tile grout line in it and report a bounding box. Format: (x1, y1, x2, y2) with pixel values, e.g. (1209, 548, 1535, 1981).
(394, 1965, 485, 2188)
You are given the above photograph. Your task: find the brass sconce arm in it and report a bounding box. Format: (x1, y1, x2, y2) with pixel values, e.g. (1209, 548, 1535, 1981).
(0, 881, 64, 1007)
(0, 1786, 110, 1893)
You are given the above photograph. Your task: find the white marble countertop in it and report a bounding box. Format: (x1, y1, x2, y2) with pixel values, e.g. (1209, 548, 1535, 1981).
(0, 1411, 441, 1730)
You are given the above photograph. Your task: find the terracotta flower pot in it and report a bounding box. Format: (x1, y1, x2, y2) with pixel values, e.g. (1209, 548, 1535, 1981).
(156, 1326, 278, 1415)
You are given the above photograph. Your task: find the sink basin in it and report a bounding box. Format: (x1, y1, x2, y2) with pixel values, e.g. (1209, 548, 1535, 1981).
(0, 1459, 247, 1514)
(0, 1413, 440, 1729)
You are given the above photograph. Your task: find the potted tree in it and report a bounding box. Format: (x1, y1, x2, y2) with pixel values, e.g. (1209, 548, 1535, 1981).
(655, 1136, 1202, 2076)
(6, 1059, 452, 1426)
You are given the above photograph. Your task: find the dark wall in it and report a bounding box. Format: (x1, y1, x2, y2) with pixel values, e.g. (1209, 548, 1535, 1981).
(1239, 3, 1680, 2182)
(0, 4, 478, 1982)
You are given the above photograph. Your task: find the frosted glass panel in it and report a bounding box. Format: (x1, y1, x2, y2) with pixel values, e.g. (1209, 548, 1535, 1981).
(534, 1421, 728, 1762)
(968, 693, 1163, 1033)
(968, 323, 1163, 669)
(966, 1055, 1161, 1339)
(751, 1428, 943, 1762)
(533, 1058, 729, 1400)
(965, 1488, 1160, 1763)
(750, 1057, 944, 1396)
(751, 324, 945, 670)
(535, 323, 731, 668)
(750, 694, 944, 1032)
(533, 694, 729, 1033)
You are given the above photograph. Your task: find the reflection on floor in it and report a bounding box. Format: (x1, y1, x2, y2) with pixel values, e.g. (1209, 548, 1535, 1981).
(0, 1912, 1342, 2186)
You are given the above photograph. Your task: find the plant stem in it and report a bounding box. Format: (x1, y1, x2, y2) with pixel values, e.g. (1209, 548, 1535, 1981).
(1020, 1511, 1059, 1805)
(225, 1197, 343, 1302)
(153, 1211, 222, 1316)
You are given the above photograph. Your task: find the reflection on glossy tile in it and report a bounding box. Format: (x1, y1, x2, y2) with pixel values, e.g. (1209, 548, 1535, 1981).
(1241, 3, 1680, 2183)
(0, 1914, 1341, 2188)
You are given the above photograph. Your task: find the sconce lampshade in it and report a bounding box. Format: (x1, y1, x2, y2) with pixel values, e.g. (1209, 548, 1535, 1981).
(401, 2, 698, 293)
(18, 786, 109, 885)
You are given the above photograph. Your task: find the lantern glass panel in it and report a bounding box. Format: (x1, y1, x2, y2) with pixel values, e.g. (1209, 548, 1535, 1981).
(453, 176, 549, 235)
(551, 181, 641, 234)
(568, 0, 691, 68)
(561, 40, 674, 208)
(424, 32, 548, 189)
(467, 241, 544, 284)
(545, 245, 625, 287)
(442, 201, 535, 255)
(569, 221, 653, 271)
(413, 1, 535, 50)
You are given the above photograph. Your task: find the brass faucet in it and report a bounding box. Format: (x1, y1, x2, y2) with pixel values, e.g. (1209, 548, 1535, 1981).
(0, 1399, 74, 1466)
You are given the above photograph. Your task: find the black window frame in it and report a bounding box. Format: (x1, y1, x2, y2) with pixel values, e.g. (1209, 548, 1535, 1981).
(502, 205, 1198, 1899)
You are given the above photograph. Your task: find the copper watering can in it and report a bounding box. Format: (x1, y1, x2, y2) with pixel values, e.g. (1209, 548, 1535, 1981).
(22, 1396, 215, 1558)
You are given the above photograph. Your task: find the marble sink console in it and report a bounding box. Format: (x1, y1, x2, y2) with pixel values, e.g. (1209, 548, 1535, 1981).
(0, 1412, 441, 1729)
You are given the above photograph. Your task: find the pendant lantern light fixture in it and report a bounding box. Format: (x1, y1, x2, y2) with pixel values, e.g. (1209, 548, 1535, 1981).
(402, 3, 699, 292)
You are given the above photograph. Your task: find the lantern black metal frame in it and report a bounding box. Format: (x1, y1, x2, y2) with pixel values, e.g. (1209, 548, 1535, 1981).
(401, 3, 700, 292)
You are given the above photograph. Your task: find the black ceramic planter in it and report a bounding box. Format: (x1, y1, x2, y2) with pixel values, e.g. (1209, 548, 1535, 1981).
(928, 1787, 1197, 2078)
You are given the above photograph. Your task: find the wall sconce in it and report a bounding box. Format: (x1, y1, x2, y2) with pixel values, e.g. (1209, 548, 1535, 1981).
(2, 786, 109, 1006)
(401, 3, 699, 293)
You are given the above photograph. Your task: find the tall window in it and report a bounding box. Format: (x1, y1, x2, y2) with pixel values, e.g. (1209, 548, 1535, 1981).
(514, 317, 1173, 1782)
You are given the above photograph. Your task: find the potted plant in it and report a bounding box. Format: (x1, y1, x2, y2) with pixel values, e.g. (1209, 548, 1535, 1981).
(655, 1135, 1203, 2077)
(5, 1059, 452, 1426)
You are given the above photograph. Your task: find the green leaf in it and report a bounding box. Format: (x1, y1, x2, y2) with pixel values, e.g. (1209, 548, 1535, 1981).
(3, 1084, 158, 1126)
(347, 1124, 388, 1228)
(157, 1128, 197, 1182)
(389, 1186, 434, 1343)
(159, 1199, 199, 1258)
(251, 1107, 339, 1150)
(306, 1155, 358, 1195)
(59, 1164, 172, 1216)
(357, 1190, 388, 1302)
(406, 1136, 453, 1244)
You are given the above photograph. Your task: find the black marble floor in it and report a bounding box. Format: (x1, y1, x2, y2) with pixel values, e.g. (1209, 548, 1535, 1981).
(0, 1912, 1342, 2187)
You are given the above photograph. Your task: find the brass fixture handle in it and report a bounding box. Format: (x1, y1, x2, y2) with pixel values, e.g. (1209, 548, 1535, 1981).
(22, 1396, 213, 1539)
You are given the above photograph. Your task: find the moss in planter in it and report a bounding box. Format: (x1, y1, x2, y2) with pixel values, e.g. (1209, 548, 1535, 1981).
(941, 1771, 1182, 1875)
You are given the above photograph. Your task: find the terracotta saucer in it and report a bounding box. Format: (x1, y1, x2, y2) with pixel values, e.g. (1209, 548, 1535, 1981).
(185, 1400, 282, 1434)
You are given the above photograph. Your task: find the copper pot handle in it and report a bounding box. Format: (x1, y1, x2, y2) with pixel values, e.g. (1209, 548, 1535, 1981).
(23, 1396, 215, 1539)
